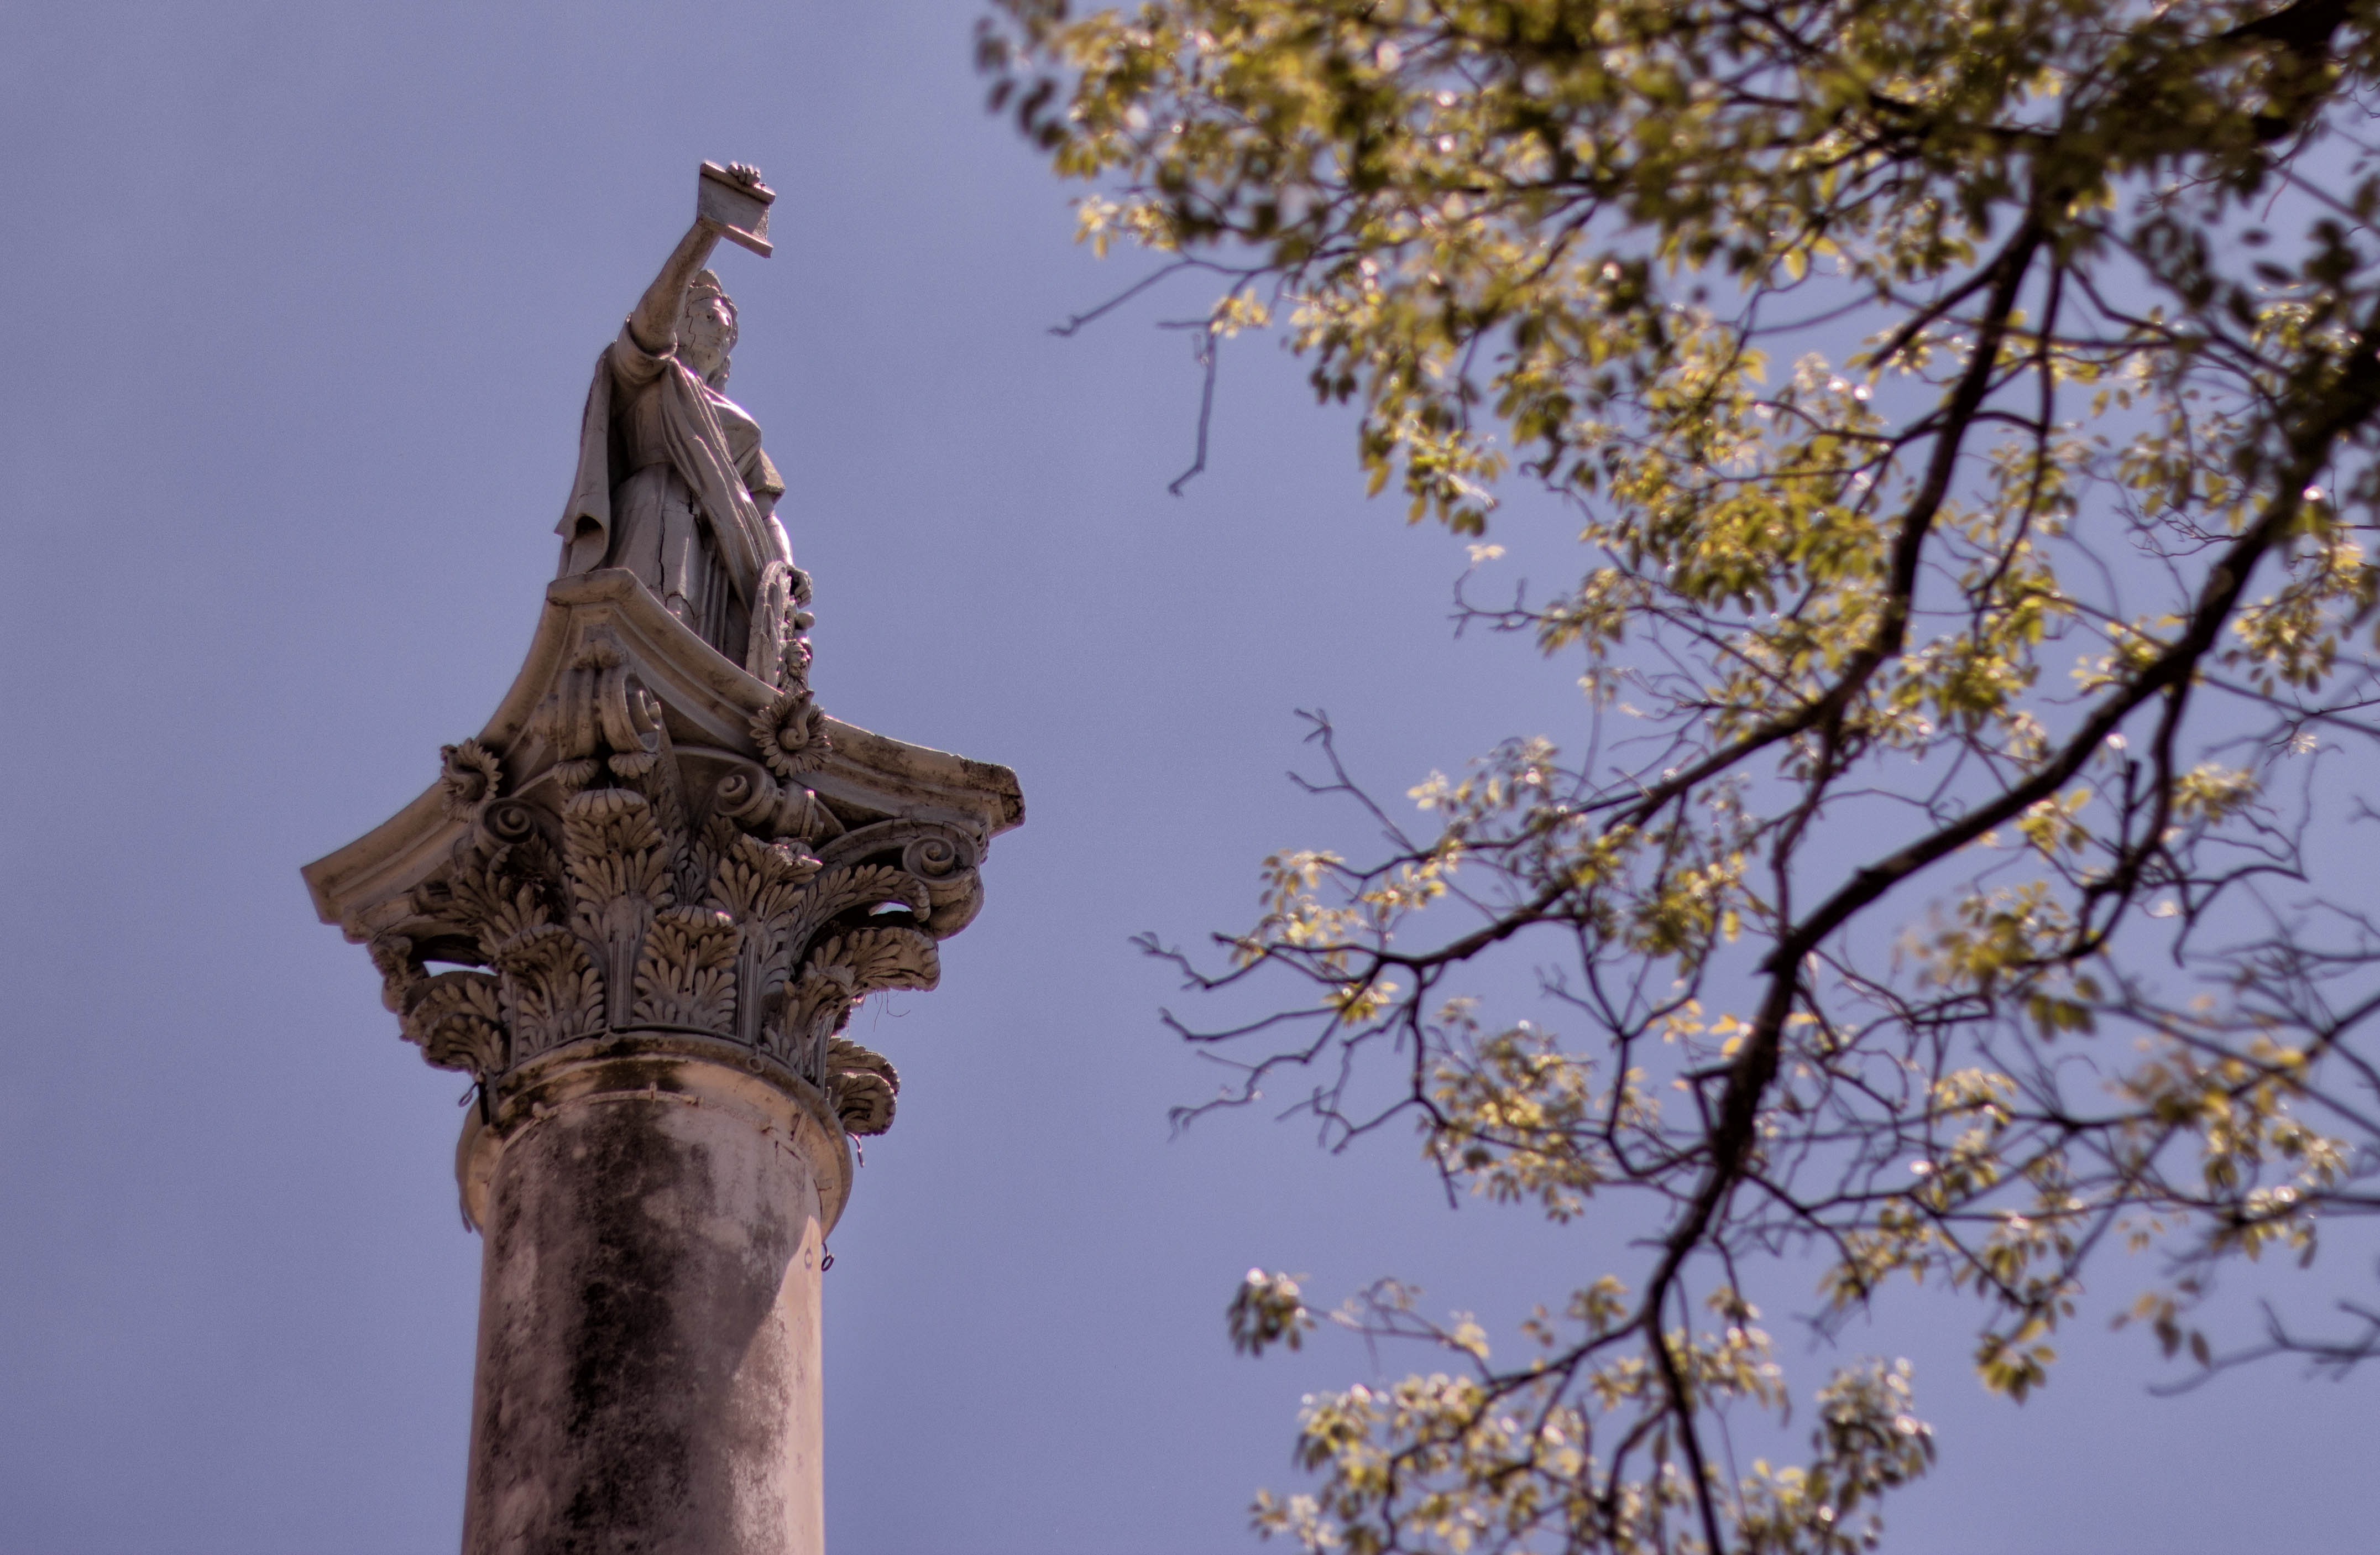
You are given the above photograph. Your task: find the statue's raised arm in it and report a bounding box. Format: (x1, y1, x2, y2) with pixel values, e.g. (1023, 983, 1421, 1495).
(627, 218, 725, 357)
(557, 164, 800, 688)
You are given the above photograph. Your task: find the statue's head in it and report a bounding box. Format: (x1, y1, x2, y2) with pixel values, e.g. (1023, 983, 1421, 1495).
(678, 270, 739, 387)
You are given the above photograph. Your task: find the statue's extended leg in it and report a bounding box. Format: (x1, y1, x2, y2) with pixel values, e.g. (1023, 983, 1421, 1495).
(609, 468, 669, 597)
(660, 479, 703, 625)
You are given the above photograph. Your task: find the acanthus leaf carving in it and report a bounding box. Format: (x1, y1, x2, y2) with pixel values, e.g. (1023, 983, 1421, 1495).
(552, 758, 605, 792)
(805, 925, 941, 999)
(562, 786, 674, 1029)
(493, 923, 605, 1061)
(630, 906, 740, 1033)
(706, 821, 825, 924)
(830, 1071, 896, 1136)
(825, 1039, 900, 1136)
(768, 964, 859, 1080)
(827, 1037, 899, 1092)
(779, 863, 931, 958)
(446, 811, 564, 961)
(347, 613, 1001, 1140)
(403, 970, 506, 1075)
(760, 927, 938, 1086)
(703, 817, 827, 1049)
(370, 933, 425, 1015)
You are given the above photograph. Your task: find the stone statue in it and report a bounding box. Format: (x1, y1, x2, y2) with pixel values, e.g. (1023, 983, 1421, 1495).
(556, 163, 803, 687)
(304, 160, 1023, 1555)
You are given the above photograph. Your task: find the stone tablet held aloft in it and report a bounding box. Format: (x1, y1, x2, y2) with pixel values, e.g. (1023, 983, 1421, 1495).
(699, 160, 775, 257)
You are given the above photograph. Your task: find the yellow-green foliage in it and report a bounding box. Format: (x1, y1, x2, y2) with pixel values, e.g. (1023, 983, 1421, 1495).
(987, 1, 2380, 1549)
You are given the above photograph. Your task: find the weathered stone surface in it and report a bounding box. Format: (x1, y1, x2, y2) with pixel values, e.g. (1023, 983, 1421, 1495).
(302, 166, 1022, 1555)
(304, 560, 1018, 1551)
(458, 1050, 835, 1555)
(303, 568, 1021, 1142)
(558, 164, 793, 675)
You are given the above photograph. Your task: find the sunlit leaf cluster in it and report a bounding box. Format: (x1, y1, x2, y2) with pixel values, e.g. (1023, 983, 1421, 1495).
(985, 0, 2380, 1549)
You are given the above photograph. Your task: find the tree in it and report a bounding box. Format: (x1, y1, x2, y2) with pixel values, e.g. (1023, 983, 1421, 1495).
(981, 1, 2380, 1549)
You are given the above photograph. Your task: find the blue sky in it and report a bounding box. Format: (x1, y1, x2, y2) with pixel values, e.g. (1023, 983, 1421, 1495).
(2, 3, 2376, 1552)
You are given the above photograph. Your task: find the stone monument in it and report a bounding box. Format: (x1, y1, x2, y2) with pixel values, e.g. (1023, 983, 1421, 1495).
(302, 163, 1023, 1555)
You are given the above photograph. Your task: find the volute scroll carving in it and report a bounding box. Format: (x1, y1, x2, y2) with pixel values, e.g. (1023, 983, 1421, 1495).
(827, 1037, 900, 1136)
(319, 579, 1018, 1144)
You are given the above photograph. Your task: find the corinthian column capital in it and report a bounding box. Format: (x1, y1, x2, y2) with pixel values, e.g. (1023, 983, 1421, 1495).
(305, 567, 1022, 1229)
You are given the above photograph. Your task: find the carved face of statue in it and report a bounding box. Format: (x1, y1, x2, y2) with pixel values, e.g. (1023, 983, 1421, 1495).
(677, 279, 739, 384)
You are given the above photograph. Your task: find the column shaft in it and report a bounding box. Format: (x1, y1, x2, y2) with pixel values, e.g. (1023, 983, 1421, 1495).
(458, 1053, 835, 1555)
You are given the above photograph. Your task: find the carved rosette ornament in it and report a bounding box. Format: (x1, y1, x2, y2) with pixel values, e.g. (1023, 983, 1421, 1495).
(305, 568, 1023, 1163)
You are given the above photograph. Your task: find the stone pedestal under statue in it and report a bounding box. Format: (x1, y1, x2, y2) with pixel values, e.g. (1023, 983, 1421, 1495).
(304, 167, 1021, 1555)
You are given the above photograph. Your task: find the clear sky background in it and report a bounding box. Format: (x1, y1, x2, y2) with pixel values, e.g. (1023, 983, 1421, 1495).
(2, 3, 2376, 1553)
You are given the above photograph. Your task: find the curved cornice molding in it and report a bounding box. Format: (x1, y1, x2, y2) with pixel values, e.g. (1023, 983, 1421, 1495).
(304, 570, 1021, 931)
(301, 568, 1023, 1155)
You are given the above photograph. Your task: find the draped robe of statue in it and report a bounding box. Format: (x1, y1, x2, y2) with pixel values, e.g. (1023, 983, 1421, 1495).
(555, 322, 797, 684)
